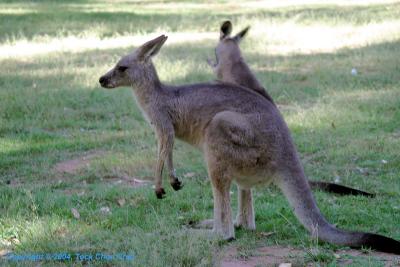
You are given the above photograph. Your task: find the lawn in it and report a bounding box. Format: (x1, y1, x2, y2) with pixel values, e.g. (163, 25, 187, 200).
(1, 0, 400, 266)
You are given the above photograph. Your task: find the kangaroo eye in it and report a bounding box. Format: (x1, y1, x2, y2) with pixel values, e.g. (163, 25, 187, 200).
(118, 66, 128, 72)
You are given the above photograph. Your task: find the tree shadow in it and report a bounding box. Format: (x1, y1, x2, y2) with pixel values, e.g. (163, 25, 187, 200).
(1, 1, 399, 41)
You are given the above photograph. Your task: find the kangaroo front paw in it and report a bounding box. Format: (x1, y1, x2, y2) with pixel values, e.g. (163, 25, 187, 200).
(171, 178, 183, 191)
(155, 188, 166, 199)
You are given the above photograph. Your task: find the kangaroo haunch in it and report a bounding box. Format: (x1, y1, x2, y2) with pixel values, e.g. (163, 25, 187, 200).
(99, 34, 400, 254)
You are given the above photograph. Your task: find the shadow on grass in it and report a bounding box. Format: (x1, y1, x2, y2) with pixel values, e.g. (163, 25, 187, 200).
(1, 2, 399, 41)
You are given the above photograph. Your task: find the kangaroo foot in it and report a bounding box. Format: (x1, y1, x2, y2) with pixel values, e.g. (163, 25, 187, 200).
(155, 188, 166, 199)
(197, 219, 252, 230)
(189, 219, 236, 241)
(212, 227, 235, 241)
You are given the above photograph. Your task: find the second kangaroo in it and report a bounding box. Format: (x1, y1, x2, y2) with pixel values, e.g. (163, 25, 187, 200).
(208, 20, 374, 197)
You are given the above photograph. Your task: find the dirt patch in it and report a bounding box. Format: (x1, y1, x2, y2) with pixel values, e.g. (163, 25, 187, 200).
(54, 150, 105, 175)
(333, 249, 400, 266)
(221, 246, 306, 267)
(220, 245, 399, 267)
(53, 150, 151, 189)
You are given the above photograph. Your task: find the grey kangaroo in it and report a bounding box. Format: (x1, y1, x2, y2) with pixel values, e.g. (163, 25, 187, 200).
(208, 20, 374, 197)
(99, 35, 400, 254)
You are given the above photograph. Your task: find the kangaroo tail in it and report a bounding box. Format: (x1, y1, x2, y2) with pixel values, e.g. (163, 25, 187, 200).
(276, 173, 400, 254)
(309, 181, 375, 197)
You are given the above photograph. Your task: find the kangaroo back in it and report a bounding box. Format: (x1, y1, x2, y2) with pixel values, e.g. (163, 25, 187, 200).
(209, 21, 274, 104)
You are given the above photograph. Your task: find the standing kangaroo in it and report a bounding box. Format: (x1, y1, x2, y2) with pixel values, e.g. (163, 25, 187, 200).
(99, 35, 400, 254)
(208, 20, 374, 197)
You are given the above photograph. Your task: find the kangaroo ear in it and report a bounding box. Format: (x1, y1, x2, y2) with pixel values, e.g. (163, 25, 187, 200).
(137, 35, 168, 61)
(220, 20, 232, 40)
(233, 26, 250, 42)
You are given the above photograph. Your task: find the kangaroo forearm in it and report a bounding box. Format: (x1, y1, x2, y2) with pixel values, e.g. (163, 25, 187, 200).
(154, 156, 164, 187)
(166, 145, 183, 191)
(166, 151, 176, 177)
(153, 129, 174, 199)
(154, 125, 182, 195)
(155, 140, 173, 180)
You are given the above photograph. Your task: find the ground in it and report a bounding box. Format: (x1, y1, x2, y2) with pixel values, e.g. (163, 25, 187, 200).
(0, 1, 400, 266)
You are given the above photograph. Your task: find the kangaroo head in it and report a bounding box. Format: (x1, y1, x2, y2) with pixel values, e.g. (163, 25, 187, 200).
(99, 35, 168, 89)
(208, 21, 250, 72)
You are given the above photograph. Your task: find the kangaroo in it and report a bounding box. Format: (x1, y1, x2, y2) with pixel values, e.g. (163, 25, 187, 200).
(208, 20, 374, 197)
(99, 35, 400, 254)
(208, 21, 274, 104)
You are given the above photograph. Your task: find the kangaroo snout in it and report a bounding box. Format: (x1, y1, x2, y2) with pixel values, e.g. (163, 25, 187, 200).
(99, 76, 108, 87)
(99, 76, 106, 84)
(99, 75, 115, 89)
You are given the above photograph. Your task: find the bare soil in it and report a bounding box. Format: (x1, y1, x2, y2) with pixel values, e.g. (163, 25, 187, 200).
(220, 245, 400, 267)
(53, 150, 151, 189)
(54, 150, 106, 175)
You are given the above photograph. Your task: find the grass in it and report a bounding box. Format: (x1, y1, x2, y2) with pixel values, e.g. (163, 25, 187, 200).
(1, 0, 400, 266)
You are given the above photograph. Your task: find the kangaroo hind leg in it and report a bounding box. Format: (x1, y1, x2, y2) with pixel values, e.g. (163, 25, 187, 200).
(209, 168, 234, 240)
(235, 186, 255, 230)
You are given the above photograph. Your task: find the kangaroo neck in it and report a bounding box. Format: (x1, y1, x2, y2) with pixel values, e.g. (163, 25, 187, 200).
(134, 82, 161, 105)
(231, 60, 275, 105)
(130, 63, 166, 112)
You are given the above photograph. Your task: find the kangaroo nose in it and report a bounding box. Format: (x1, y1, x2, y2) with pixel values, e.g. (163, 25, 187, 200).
(99, 76, 106, 84)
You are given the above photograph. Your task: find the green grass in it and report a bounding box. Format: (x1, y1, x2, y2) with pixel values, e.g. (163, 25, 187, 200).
(1, 1, 400, 266)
